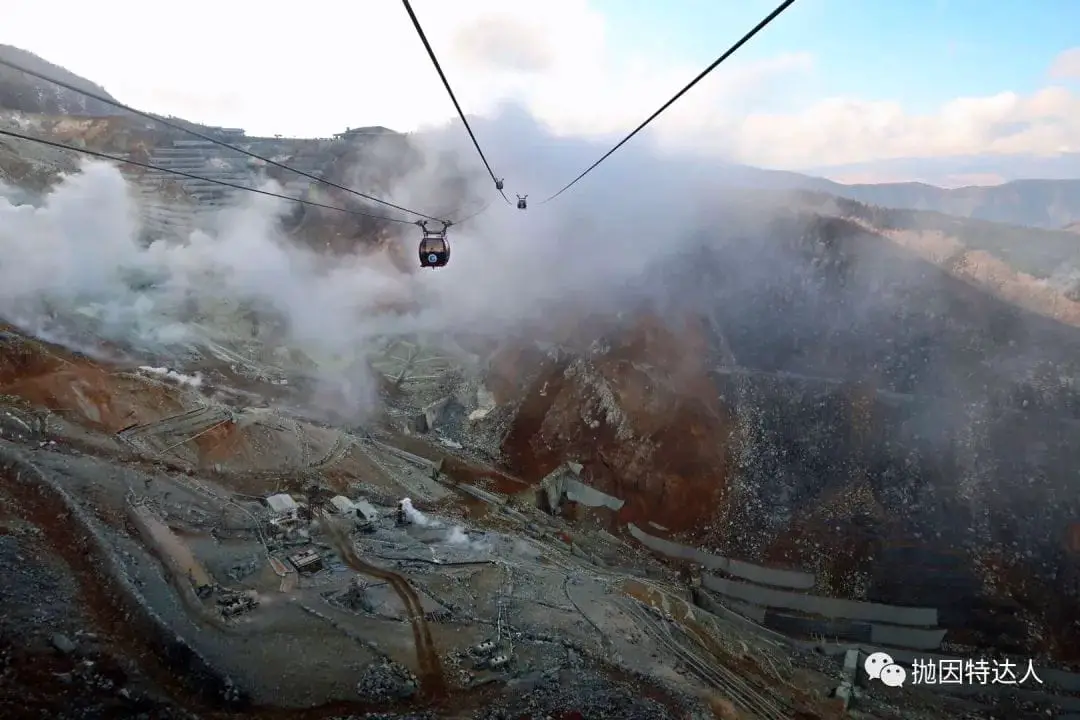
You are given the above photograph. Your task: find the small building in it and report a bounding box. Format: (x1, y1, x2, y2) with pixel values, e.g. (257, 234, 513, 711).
(354, 499, 379, 524)
(328, 495, 355, 515)
(333, 125, 397, 140)
(288, 549, 323, 574)
(266, 493, 299, 518)
(206, 126, 246, 138)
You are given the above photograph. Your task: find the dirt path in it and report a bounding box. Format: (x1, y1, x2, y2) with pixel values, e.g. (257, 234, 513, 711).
(322, 515, 447, 699)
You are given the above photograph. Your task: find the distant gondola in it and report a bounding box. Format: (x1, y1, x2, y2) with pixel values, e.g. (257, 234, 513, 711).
(417, 220, 451, 269)
(516, 194, 527, 210)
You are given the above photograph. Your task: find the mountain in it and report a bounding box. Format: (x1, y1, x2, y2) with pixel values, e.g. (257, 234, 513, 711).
(783, 190, 1080, 280)
(0, 45, 123, 116)
(648, 152, 1080, 229)
(820, 178, 1080, 229)
(490, 197, 1080, 666)
(721, 163, 1080, 230)
(807, 152, 1080, 186)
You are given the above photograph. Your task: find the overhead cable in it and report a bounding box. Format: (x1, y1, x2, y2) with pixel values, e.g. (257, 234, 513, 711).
(0, 56, 448, 222)
(0, 128, 415, 223)
(401, 0, 512, 205)
(541, 0, 799, 204)
(450, 199, 493, 225)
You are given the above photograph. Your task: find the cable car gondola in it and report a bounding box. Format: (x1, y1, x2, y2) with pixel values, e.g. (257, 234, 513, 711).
(417, 220, 451, 269)
(516, 194, 527, 210)
(495, 178, 505, 191)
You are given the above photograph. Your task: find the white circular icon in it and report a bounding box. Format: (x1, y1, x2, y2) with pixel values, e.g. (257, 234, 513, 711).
(880, 663, 907, 688)
(428, 253, 438, 263)
(864, 651, 894, 680)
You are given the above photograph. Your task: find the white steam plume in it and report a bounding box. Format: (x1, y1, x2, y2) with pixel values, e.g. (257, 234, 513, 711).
(399, 497, 436, 526)
(0, 108, 724, 425)
(400, 498, 490, 552)
(0, 159, 419, 421)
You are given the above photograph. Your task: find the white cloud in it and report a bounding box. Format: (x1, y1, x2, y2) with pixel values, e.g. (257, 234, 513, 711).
(1049, 47, 1080, 79)
(713, 86, 1080, 169)
(2, 2, 1080, 174)
(827, 171, 1008, 189)
(0, 0, 813, 141)
(0, 0, 611, 137)
(451, 13, 556, 73)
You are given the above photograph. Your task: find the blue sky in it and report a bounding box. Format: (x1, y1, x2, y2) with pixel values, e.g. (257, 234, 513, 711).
(591, 0, 1080, 112)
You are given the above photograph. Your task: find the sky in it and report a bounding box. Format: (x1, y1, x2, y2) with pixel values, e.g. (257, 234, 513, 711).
(4, 0, 1080, 185)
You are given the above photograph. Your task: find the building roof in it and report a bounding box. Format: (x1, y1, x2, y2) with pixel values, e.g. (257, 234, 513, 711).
(266, 493, 298, 514)
(334, 125, 397, 138)
(329, 495, 355, 513)
(354, 499, 379, 521)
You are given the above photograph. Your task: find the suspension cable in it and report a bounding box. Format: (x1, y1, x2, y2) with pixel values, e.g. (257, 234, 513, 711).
(0, 128, 416, 223)
(541, 0, 798, 204)
(401, 0, 512, 205)
(451, 199, 493, 225)
(0, 56, 450, 222)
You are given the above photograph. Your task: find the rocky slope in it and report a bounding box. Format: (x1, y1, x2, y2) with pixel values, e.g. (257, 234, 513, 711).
(488, 205, 1080, 667)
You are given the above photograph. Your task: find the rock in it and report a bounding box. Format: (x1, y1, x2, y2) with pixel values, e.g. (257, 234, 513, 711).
(50, 633, 76, 655)
(506, 671, 544, 693)
(408, 413, 429, 434)
(356, 659, 418, 701)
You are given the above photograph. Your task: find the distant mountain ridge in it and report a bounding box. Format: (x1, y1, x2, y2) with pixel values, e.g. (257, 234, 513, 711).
(713, 162, 1080, 228)
(0, 45, 123, 116)
(819, 178, 1080, 229)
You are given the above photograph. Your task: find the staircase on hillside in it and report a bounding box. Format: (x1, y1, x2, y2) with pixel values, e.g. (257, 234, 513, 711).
(144, 138, 251, 203)
(122, 133, 336, 240)
(245, 137, 335, 200)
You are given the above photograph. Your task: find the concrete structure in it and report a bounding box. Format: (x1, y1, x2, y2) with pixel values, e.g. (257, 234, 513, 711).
(266, 493, 299, 519)
(128, 502, 214, 598)
(628, 523, 816, 591)
(329, 495, 355, 514)
(334, 126, 396, 139)
(701, 574, 938, 627)
(354, 500, 379, 523)
(119, 130, 332, 239)
(538, 462, 624, 514)
(288, 549, 323, 574)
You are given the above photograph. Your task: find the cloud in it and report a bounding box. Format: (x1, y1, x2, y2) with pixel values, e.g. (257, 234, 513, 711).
(3, 0, 1080, 175)
(0, 0, 812, 143)
(717, 86, 1080, 170)
(1049, 47, 1080, 79)
(827, 170, 1008, 189)
(452, 13, 555, 73)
